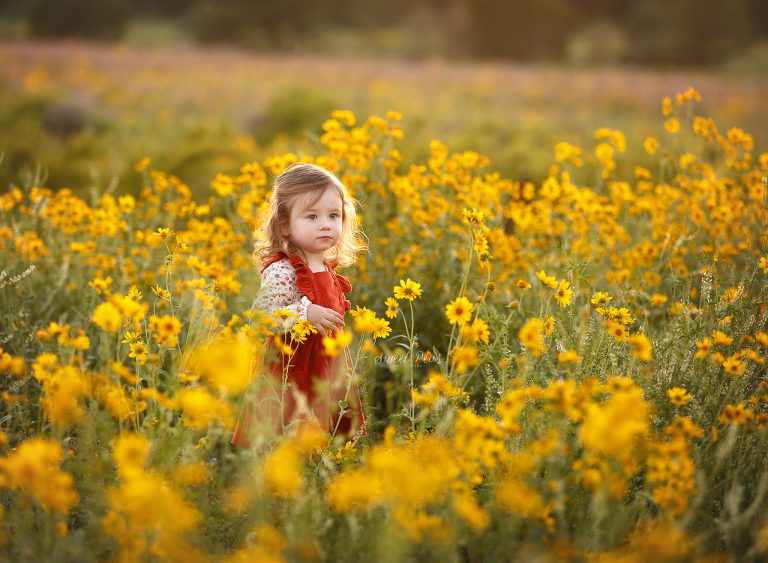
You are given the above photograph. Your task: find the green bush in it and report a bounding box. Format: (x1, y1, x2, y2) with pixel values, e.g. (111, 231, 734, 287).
(24, 0, 130, 40)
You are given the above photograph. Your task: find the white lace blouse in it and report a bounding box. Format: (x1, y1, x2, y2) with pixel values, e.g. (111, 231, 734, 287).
(251, 258, 312, 332)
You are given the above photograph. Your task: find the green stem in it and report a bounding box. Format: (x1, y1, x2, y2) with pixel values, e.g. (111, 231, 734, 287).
(280, 348, 293, 435)
(447, 228, 475, 383)
(408, 299, 416, 432)
(583, 328, 607, 381)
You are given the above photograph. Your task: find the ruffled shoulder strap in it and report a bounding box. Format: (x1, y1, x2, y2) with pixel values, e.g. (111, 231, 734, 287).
(332, 266, 352, 312)
(261, 250, 316, 302)
(334, 273, 352, 293)
(324, 256, 352, 294)
(287, 253, 315, 302)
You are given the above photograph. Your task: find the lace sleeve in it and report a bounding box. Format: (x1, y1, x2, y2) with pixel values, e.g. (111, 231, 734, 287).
(252, 259, 311, 333)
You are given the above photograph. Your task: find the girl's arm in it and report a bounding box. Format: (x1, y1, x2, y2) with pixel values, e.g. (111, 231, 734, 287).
(251, 260, 311, 333)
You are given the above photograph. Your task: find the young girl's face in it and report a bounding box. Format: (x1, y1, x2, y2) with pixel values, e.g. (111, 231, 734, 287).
(282, 187, 343, 260)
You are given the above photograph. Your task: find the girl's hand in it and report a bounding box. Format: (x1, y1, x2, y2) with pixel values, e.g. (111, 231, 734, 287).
(306, 304, 344, 336)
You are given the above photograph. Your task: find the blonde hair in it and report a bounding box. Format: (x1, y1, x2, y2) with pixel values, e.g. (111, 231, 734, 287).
(255, 162, 366, 269)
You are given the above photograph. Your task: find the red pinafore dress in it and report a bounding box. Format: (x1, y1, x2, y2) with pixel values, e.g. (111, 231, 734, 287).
(232, 251, 366, 447)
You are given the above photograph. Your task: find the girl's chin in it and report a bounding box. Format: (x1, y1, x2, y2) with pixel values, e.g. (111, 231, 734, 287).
(305, 240, 337, 254)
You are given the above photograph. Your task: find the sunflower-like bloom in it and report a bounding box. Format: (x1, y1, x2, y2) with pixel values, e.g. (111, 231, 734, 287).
(446, 297, 473, 326)
(393, 279, 422, 301)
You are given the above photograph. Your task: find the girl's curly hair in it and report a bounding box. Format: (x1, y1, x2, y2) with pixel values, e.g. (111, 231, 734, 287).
(255, 162, 367, 269)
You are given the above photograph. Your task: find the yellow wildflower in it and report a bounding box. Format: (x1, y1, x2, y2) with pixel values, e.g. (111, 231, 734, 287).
(662, 96, 672, 116)
(112, 432, 150, 479)
(152, 285, 171, 303)
(543, 316, 554, 336)
(450, 346, 481, 373)
(331, 109, 356, 127)
(128, 341, 148, 365)
(667, 387, 691, 406)
(535, 270, 558, 289)
(0, 438, 79, 513)
(454, 494, 490, 530)
(290, 319, 318, 345)
(445, 297, 473, 326)
(92, 301, 122, 333)
(153, 227, 175, 239)
(88, 275, 113, 296)
(590, 292, 612, 306)
(554, 279, 573, 307)
(694, 337, 712, 358)
(384, 297, 398, 319)
(393, 279, 422, 301)
(557, 350, 581, 365)
(177, 387, 232, 429)
(460, 318, 490, 344)
(664, 117, 680, 133)
(183, 335, 255, 395)
(627, 333, 652, 361)
(322, 330, 353, 357)
(174, 461, 210, 488)
(580, 386, 650, 458)
(134, 157, 151, 171)
(497, 478, 544, 519)
(515, 278, 532, 290)
(149, 314, 181, 348)
(518, 318, 545, 357)
(326, 470, 383, 511)
(644, 137, 659, 154)
(719, 403, 754, 425)
(606, 319, 629, 342)
(722, 355, 746, 376)
(712, 331, 733, 347)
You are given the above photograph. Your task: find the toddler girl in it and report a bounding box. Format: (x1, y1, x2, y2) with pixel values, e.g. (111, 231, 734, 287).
(232, 162, 367, 447)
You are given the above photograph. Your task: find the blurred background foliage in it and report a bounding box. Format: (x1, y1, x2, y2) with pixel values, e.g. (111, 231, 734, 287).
(0, 0, 766, 201)
(0, 0, 766, 64)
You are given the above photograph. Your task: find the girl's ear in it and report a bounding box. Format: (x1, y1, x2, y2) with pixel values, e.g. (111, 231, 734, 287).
(280, 220, 290, 237)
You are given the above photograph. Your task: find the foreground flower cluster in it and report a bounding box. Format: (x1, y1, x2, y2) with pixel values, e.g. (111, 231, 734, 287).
(1, 90, 768, 561)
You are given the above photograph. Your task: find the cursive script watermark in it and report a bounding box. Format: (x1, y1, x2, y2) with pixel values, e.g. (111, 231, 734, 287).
(373, 350, 439, 366)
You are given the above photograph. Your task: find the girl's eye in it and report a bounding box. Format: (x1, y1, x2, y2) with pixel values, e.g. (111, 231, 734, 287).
(307, 214, 317, 220)
(330, 213, 338, 219)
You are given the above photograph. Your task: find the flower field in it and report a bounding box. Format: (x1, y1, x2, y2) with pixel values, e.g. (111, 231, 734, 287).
(2, 48, 768, 560)
(1, 41, 766, 194)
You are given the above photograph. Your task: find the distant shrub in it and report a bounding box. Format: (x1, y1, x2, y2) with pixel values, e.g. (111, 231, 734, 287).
(188, 0, 317, 50)
(43, 96, 91, 137)
(467, 0, 578, 60)
(25, 0, 130, 40)
(251, 84, 338, 144)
